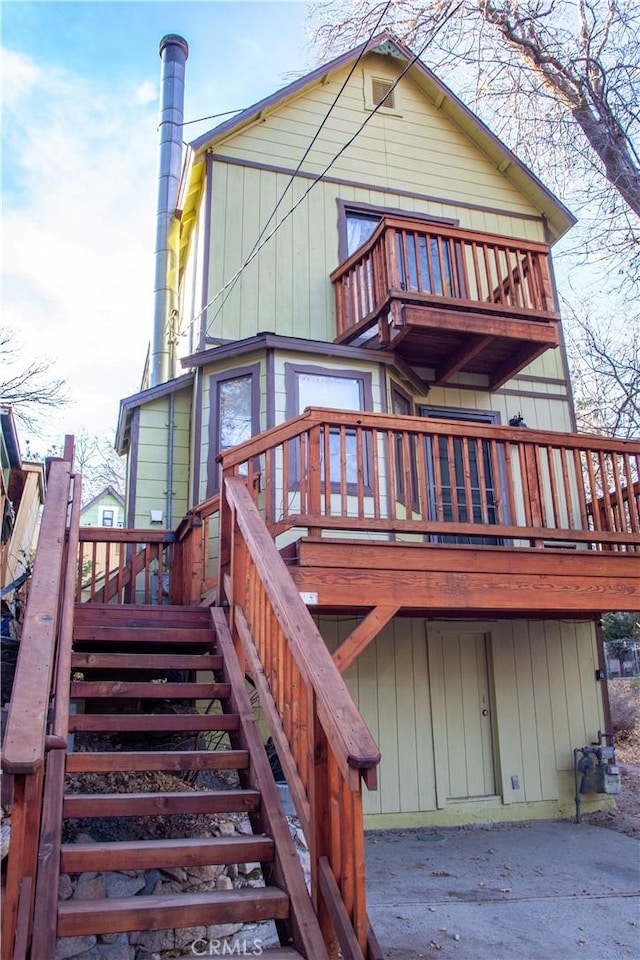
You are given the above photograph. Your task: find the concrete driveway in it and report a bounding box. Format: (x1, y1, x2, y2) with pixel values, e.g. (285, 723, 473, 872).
(366, 820, 640, 960)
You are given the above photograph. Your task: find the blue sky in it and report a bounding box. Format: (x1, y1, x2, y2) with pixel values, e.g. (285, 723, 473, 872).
(2, 1, 315, 450)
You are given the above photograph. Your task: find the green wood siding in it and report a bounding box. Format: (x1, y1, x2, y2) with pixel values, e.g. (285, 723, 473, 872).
(132, 391, 192, 529)
(322, 616, 602, 820)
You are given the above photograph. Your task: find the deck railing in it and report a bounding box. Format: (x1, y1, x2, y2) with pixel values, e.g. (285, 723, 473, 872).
(219, 408, 640, 552)
(219, 476, 380, 958)
(2, 443, 80, 960)
(331, 216, 557, 339)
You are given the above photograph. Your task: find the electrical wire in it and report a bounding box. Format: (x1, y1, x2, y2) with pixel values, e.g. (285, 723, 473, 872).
(221, 1, 393, 296)
(189, 7, 461, 336)
(188, 8, 391, 336)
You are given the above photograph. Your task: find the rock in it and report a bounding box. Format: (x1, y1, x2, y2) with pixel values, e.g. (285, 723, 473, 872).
(294, 827, 308, 849)
(215, 874, 234, 891)
(151, 879, 183, 896)
(140, 869, 161, 895)
(173, 926, 207, 949)
(58, 873, 74, 900)
(56, 935, 98, 959)
(74, 873, 106, 901)
(76, 833, 97, 845)
(186, 863, 223, 885)
(238, 862, 262, 877)
(216, 819, 237, 836)
(205, 922, 245, 940)
(96, 933, 135, 959)
(105, 872, 146, 898)
(159, 865, 187, 883)
(135, 928, 175, 953)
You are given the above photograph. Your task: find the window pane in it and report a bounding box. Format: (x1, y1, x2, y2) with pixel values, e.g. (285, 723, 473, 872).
(296, 372, 363, 485)
(346, 214, 379, 256)
(219, 376, 253, 451)
(297, 372, 361, 411)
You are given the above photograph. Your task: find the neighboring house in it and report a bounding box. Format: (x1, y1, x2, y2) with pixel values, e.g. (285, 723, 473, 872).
(1, 406, 45, 602)
(78, 486, 125, 599)
(116, 34, 639, 827)
(80, 486, 125, 529)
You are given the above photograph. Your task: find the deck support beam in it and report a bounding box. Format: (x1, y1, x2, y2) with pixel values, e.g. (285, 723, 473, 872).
(332, 605, 400, 673)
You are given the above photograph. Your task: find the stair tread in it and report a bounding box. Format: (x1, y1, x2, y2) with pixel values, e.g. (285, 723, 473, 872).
(69, 713, 239, 732)
(71, 653, 223, 670)
(63, 789, 260, 817)
(65, 750, 249, 772)
(57, 887, 290, 937)
(73, 626, 215, 644)
(60, 835, 274, 872)
(70, 681, 230, 699)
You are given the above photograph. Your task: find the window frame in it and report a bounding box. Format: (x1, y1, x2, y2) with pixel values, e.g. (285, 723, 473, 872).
(337, 200, 458, 263)
(100, 508, 115, 528)
(207, 363, 261, 497)
(284, 362, 374, 494)
(390, 382, 419, 510)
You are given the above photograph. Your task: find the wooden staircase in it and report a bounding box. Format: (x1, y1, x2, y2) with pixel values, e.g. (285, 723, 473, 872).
(33, 602, 326, 959)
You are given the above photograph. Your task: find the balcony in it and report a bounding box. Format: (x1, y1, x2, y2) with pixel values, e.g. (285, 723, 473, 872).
(331, 217, 561, 389)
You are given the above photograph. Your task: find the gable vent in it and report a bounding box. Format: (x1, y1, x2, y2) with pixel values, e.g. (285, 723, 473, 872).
(371, 77, 395, 109)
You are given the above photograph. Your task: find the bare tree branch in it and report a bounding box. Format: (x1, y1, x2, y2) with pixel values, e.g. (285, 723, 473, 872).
(0, 326, 68, 430)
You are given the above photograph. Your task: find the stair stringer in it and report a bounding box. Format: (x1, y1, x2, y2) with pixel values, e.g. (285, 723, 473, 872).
(211, 607, 328, 960)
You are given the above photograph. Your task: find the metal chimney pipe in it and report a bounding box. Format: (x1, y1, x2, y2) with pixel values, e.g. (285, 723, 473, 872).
(151, 34, 189, 387)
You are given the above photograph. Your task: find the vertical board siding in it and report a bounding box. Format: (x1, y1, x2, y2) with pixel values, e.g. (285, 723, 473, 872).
(133, 392, 192, 529)
(318, 617, 600, 816)
(207, 164, 548, 348)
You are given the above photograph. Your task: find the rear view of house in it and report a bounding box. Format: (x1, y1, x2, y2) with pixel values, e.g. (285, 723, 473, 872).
(3, 31, 638, 960)
(118, 32, 638, 826)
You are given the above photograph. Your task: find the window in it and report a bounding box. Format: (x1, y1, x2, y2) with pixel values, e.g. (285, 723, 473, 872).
(391, 385, 418, 507)
(207, 364, 260, 496)
(285, 363, 373, 489)
(101, 509, 114, 527)
(338, 200, 458, 264)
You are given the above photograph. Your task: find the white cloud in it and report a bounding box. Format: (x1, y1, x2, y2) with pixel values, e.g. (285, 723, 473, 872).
(133, 80, 157, 106)
(2, 46, 160, 446)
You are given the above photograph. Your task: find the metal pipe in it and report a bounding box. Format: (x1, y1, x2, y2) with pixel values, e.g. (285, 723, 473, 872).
(151, 34, 189, 387)
(167, 392, 175, 529)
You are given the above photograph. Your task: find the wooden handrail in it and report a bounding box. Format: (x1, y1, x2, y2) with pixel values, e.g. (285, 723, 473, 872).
(220, 475, 380, 955)
(2, 447, 77, 960)
(2, 459, 73, 775)
(52, 472, 83, 742)
(223, 477, 379, 780)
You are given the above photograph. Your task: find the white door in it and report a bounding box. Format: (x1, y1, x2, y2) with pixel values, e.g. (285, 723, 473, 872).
(427, 628, 495, 804)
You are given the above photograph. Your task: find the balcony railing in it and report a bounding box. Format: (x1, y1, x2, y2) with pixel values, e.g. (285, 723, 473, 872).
(332, 216, 558, 335)
(331, 218, 560, 388)
(219, 408, 640, 553)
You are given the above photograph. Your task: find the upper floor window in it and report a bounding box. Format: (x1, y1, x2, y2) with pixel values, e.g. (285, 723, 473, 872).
(101, 508, 114, 527)
(207, 363, 260, 496)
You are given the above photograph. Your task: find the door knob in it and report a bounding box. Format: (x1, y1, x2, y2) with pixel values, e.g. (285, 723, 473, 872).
(482, 708, 489, 716)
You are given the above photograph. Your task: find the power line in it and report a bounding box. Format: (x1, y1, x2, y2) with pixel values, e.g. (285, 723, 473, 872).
(192, 3, 391, 337)
(190, 11, 461, 335)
